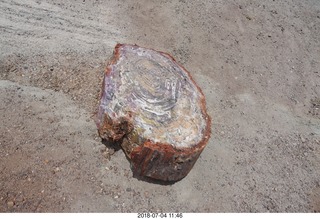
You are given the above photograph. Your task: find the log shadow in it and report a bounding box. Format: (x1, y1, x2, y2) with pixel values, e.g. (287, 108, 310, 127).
(101, 138, 122, 152)
(132, 172, 179, 186)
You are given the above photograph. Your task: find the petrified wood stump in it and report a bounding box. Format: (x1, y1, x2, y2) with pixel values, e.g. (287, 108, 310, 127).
(96, 44, 211, 181)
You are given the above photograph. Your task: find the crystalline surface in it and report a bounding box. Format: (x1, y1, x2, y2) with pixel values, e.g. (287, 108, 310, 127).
(97, 44, 208, 148)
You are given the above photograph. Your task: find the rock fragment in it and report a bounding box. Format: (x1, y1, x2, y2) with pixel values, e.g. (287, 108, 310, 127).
(96, 44, 211, 181)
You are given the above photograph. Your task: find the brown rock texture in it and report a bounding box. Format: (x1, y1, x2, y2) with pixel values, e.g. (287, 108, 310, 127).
(96, 44, 211, 181)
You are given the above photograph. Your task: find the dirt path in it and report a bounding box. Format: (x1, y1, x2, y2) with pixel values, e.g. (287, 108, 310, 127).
(0, 0, 320, 212)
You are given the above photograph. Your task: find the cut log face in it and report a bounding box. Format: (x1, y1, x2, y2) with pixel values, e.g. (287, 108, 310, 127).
(96, 44, 211, 181)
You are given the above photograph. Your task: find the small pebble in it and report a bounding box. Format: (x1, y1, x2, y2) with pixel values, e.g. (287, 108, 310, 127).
(108, 148, 115, 155)
(114, 195, 119, 199)
(7, 201, 14, 208)
(126, 188, 132, 192)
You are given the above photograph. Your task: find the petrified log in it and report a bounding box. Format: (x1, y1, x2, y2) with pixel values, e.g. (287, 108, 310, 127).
(96, 44, 211, 181)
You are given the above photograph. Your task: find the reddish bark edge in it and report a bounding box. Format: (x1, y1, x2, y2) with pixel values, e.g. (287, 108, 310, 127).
(130, 137, 210, 181)
(98, 43, 212, 181)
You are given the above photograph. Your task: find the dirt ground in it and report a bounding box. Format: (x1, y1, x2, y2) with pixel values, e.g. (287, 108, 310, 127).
(0, 0, 320, 213)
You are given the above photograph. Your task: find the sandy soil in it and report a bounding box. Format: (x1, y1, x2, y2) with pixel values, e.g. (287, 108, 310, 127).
(1, 0, 320, 212)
